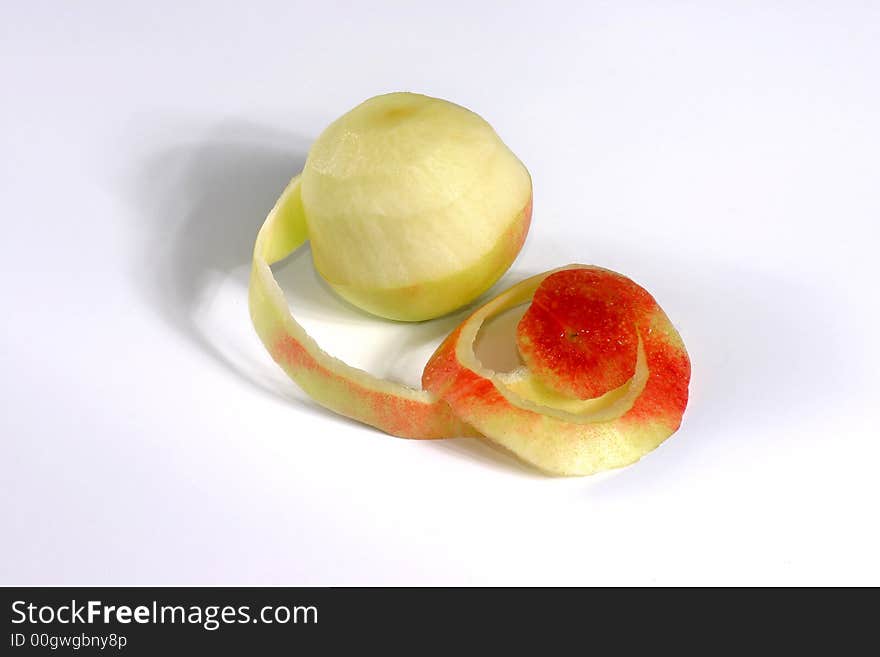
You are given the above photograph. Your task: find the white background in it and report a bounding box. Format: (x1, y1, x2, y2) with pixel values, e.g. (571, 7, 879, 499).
(2, 1, 878, 585)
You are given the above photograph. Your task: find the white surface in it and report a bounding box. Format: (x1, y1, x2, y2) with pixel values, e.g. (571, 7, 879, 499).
(2, 1, 878, 586)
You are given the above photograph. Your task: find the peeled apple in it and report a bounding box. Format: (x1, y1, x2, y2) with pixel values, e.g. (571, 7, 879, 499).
(301, 92, 532, 321)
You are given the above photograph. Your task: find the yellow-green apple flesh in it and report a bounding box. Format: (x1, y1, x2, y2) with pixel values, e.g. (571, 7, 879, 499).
(301, 92, 533, 321)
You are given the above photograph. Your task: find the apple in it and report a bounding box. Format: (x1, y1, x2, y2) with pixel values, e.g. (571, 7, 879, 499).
(249, 93, 691, 472)
(300, 92, 532, 321)
(421, 266, 691, 476)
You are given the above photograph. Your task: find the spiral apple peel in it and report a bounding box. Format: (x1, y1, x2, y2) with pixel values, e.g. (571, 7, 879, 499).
(421, 267, 691, 475)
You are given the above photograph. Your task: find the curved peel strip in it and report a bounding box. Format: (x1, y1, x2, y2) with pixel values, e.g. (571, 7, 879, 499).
(248, 175, 475, 439)
(249, 179, 690, 472)
(422, 266, 691, 476)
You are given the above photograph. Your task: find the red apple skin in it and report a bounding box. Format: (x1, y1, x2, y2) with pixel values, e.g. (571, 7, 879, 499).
(517, 267, 647, 399)
(421, 266, 691, 475)
(268, 332, 476, 439)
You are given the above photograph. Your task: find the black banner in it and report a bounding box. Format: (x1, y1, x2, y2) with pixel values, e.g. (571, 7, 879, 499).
(1, 587, 867, 653)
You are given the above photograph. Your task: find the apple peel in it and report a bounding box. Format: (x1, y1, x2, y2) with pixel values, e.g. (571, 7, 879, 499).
(250, 183, 691, 472)
(421, 266, 691, 476)
(249, 175, 476, 439)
